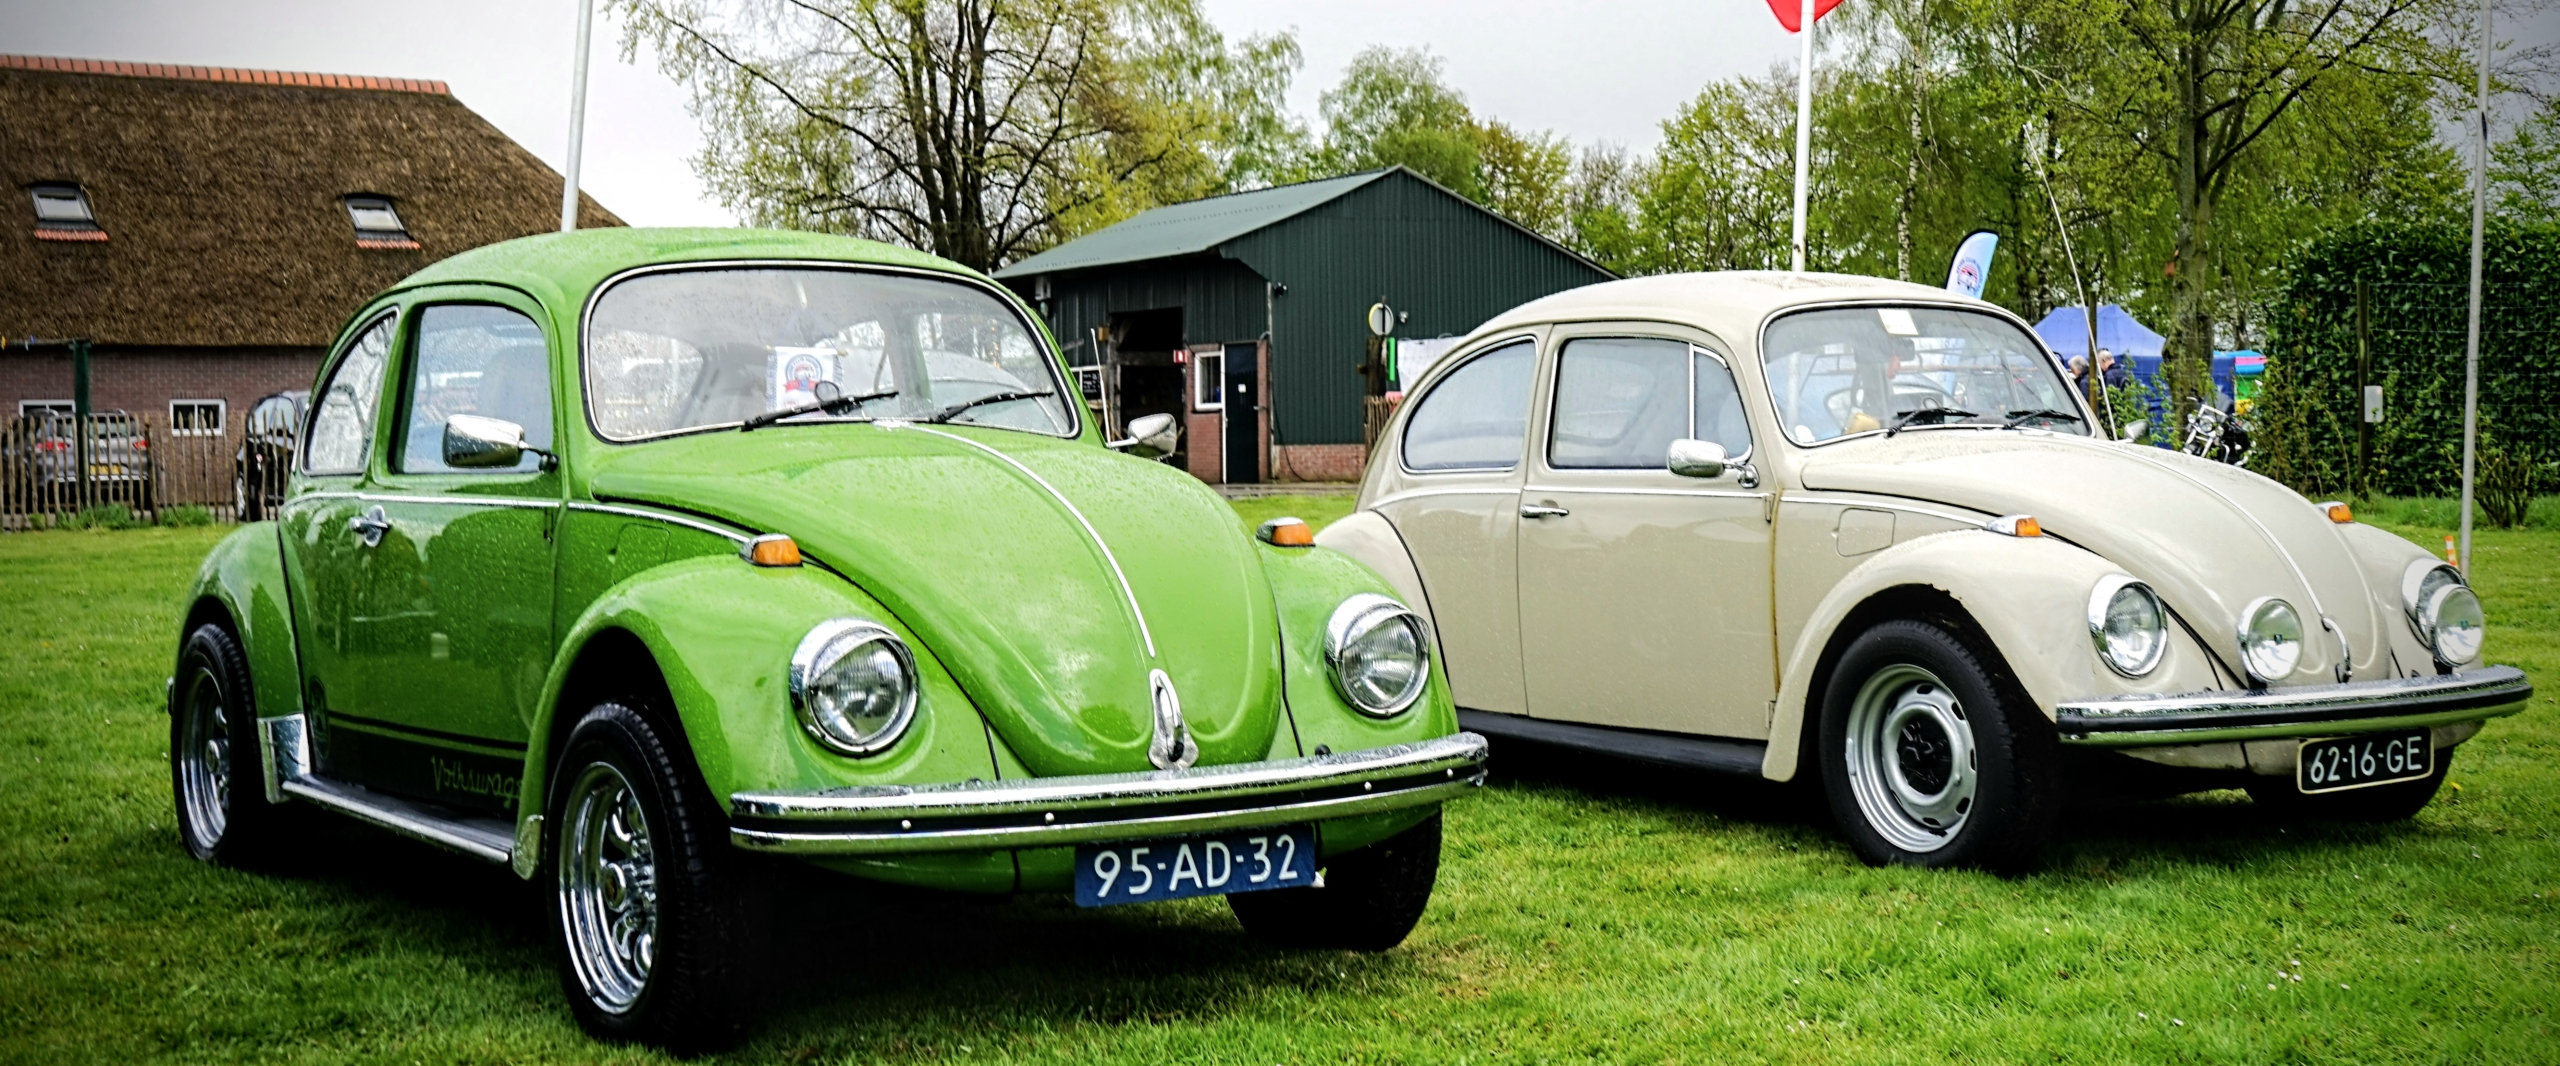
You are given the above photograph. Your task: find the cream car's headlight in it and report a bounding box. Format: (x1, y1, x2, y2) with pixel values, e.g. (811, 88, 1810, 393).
(2237, 597, 2304, 683)
(2402, 561, 2485, 667)
(2087, 575, 2167, 677)
(790, 619, 918, 755)
(1324, 594, 1431, 717)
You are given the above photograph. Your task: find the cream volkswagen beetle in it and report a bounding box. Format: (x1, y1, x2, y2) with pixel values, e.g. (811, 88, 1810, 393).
(1323, 272, 2531, 871)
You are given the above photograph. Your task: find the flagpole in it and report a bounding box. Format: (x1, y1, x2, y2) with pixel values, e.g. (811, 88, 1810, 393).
(2457, 0, 2488, 575)
(559, 0, 596, 232)
(1789, 0, 1816, 271)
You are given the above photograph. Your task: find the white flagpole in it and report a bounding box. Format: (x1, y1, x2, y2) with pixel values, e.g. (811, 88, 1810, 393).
(560, 0, 596, 232)
(2458, 0, 2488, 575)
(1789, 0, 1816, 271)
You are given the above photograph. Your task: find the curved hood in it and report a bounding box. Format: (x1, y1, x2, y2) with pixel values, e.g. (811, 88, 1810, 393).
(1795, 432, 2388, 685)
(588, 425, 1279, 776)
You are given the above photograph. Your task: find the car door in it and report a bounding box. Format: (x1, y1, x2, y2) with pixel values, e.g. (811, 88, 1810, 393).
(1371, 336, 1539, 715)
(1516, 330, 1775, 738)
(335, 291, 562, 813)
(280, 308, 399, 766)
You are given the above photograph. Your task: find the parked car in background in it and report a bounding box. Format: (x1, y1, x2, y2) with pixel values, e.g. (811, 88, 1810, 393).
(1322, 271, 2530, 873)
(171, 229, 1485, 1050)
(6, 409, 153, 511)
(232, 390, 306, 521)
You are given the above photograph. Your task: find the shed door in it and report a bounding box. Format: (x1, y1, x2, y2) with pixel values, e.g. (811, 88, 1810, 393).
(1222, 342, 1259, 483)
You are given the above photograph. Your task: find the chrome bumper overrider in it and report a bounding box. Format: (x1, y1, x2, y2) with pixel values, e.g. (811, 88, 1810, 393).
(2054, 665, 2532, 746)
(727, 732, 1490, 855)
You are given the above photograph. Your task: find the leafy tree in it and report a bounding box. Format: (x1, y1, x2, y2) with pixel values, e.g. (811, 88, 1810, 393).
(1314, 47, 1581, 242)
(2494, 101, 2560, 223)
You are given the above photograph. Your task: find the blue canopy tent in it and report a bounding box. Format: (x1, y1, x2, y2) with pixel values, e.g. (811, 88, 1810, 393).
(2032, 304, 2165, 362)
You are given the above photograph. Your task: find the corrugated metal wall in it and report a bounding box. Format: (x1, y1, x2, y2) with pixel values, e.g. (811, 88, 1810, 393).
(1014, 170, 1611, 446)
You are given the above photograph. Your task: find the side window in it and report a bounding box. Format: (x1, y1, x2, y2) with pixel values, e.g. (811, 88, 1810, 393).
(396, 304, 554, 473)
(1694, 348, 1752, 458)
(304, 314, 395, 475)
(1548, 337, 1689, 469)
(1402, 340, 1535, 472)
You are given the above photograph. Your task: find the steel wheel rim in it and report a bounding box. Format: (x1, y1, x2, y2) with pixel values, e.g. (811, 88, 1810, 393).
(1843, 663, 1977, 853)
(559, 761, 657, 1014)
(177, 666, 230, 850)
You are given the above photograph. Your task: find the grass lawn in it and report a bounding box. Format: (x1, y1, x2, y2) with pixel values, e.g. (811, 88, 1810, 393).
(2, 502, 2554, 1064)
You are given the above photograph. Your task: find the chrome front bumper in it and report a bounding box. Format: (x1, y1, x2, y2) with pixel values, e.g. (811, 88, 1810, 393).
(2054, 665, 2532, 746)
(727, 732, 1490, 855)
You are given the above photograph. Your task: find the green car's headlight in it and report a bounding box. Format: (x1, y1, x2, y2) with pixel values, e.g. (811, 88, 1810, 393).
(1324, 594, 1431, 717)
(2087, 574, 2167, 677)
(790, 619, 918, 756)
(2237, 596, 2304, 683)
(2402, 561, 2485, 667)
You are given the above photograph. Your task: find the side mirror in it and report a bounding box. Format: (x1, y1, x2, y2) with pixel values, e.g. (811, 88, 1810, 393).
(1110, 412, 1181, 459)
(1666, 438, 1729, 479)
(2119, 419, 2148, 443)
(444, 414, 531, 469)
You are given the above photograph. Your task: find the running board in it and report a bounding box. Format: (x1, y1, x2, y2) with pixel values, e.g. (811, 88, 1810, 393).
(258, 714, 515, 865)
(1457, 710, 1768, 776)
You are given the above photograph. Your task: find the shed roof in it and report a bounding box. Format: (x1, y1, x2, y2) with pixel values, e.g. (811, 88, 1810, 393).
(995, 170, 1391, 279)
(0, 55, 621, 349)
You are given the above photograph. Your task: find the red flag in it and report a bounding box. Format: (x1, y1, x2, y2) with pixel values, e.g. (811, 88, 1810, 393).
(1765, 0, 1843, 32)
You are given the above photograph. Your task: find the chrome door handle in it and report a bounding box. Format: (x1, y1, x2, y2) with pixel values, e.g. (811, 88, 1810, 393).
(1520, 504, 1570, 519)
(347, 504, 389, 547)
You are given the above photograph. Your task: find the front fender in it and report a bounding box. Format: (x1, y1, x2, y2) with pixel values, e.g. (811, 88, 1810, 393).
(1763, 529, 2225, 780)
(179, 523, 302, 724)
(518, 556, 1000, 851)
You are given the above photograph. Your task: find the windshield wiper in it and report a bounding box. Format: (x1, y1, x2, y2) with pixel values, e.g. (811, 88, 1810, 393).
(923, 389, 1054, 424)
(1885, 405, 1976, 437)
(2003, 408, 2086, 429)
(739, 382, 898, 432)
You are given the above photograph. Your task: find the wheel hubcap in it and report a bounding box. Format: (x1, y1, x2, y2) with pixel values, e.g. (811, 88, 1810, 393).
(1844, 663, 1978, 853)
(177, 667, 231, 850)
(560, 762, 657, 1014)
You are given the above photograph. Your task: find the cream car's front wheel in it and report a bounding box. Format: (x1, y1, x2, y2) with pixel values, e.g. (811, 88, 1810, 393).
(1818, 620, 2058, 873)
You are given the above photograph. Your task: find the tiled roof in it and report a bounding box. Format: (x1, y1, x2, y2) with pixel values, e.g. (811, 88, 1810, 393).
(0, 54, 448, 95)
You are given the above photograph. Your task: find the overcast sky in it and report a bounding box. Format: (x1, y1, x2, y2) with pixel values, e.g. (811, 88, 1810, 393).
(6, 1, 2552, 227)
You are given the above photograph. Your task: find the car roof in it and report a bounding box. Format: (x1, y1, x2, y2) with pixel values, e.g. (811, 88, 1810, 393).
(1473, 270, 1995, 343)
(382, 227, 985, 313)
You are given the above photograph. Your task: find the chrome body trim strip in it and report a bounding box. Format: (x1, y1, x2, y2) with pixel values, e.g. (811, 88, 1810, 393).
(1521, 485, 1770, 501)
(902, 423, 1158, 658)
(256, 713, 516, 864)
(564, 501, 753, 545)
(727, 732, 1489, 855)
(2054, 665, 2531, 745)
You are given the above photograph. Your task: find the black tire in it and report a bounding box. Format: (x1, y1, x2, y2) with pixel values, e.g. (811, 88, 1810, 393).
(2248, 750, 2451, 823)
(548, 701, 757, 1053)
(171, 623, 286, 864)
(1228, 812, 1442, 951)
(1817, 620, 2059, 873)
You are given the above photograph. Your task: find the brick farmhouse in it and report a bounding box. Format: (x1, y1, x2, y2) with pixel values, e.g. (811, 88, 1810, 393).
(0, 55, 618, 446)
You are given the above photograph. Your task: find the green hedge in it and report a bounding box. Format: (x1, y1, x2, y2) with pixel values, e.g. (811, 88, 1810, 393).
(2256, 220, 2560, 504)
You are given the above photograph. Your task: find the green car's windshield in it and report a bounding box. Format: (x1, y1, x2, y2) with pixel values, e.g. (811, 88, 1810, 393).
(585, 267, 1075, 440)
(1761, 305, 2086, 445)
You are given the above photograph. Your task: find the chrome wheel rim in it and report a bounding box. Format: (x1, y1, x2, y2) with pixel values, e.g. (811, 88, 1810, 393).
(559, 762, 657, 1014)
(1843, 663, 1977, 854)
(177, 666, 230, 851)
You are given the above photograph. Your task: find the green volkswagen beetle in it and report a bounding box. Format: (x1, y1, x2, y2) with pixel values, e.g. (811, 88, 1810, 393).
(168, 228, 1485, 1049)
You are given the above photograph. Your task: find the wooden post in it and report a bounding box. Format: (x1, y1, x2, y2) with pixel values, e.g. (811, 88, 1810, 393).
(2355, 277, 2371, 499)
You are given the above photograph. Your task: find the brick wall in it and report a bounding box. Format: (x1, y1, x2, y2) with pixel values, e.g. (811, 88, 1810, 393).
(1270, 444, 1366, 483)
(2, 344, 322, 445)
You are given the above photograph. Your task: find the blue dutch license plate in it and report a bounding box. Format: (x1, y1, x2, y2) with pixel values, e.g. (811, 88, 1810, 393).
(1073, 825, 1315, 907)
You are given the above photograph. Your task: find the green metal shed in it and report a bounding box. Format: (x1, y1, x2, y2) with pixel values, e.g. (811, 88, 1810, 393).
(996, 167, 1612, 483)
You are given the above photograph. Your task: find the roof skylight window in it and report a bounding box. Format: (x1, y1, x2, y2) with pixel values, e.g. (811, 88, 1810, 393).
(345, 195, 418, 249)
(30, 183, 106, 241)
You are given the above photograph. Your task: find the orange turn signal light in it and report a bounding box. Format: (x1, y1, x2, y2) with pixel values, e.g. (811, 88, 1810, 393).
(2317, 500, 2353, 524)
(1986, 514, 2042, 538)
(1256, 517, 1315, 547)
(742, 534, 802, 567)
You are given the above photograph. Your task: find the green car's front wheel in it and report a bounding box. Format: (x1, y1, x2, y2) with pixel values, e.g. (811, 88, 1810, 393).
(1227, 812, 1442, 951)
(550, 702, 756, 1052)
(171, 623, 285, 864)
